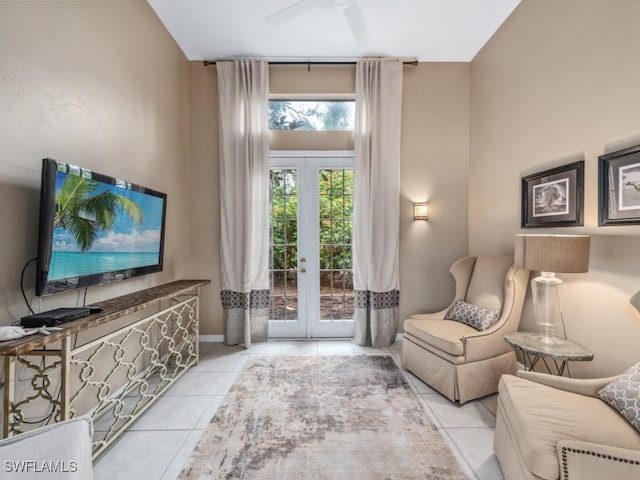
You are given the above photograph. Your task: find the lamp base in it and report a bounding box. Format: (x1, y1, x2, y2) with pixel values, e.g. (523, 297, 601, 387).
(531, 272, 565, 345)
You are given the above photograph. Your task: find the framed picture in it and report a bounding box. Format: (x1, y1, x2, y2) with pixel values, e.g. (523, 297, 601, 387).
(521, 161, 584, 228)
(598, 145, 640, 225)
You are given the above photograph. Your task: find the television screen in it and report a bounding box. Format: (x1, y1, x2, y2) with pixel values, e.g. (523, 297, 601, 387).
(35, 158, 167, 296)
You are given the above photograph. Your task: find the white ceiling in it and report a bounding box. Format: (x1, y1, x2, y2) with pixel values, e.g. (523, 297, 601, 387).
(146, 0, 521, 62)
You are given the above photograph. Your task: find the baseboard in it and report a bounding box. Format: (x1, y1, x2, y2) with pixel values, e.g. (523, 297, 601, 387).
(200, 334, 225, 343)
(199, 333, 403, 344)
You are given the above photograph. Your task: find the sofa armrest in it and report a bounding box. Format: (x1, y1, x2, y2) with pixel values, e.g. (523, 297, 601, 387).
(517, 371, 616, 397)
(557, 440, 640, 480)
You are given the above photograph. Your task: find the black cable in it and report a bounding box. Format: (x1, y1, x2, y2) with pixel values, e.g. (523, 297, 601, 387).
(20, 258, 37, 315)
(82, 287, 88, 307)
(20, 355, 59, 425)
(21, 404, 57, 425)
(560, 313, 572, 377)
(560, 312, 568, 339)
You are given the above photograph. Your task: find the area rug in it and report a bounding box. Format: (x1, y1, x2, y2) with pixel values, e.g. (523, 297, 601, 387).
(178, 355, 467, 479)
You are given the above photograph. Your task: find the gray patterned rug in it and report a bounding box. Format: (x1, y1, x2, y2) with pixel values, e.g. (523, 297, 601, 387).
(178, 355, 467, 479)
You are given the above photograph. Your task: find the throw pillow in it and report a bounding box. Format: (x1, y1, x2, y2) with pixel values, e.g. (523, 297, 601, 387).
(597, 361, 640, 433)
(444, 299, 501, 331)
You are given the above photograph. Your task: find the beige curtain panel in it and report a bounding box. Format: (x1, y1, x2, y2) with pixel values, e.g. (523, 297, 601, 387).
(217, 60, 271, 347)
(353, 58, 403, 348)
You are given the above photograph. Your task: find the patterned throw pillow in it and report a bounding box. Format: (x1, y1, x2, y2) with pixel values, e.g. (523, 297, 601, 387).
(597, 361, 640, 433)
(444, 299, 501, 331)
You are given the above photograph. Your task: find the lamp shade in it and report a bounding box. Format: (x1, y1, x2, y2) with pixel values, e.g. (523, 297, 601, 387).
(514, 234, 590, 273)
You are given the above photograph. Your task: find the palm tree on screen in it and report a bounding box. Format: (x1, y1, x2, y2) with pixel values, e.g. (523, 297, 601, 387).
(54, 176, 143, 251)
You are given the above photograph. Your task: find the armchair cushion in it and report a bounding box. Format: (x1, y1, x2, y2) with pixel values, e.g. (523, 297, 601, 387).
(597, 361, 640, 433)
(465, 256, 510, 309)
(445, 299, 501, 331)
(403, 317, 473, 356)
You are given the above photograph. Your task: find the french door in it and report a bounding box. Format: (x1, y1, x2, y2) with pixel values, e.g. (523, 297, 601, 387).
(268, 152, 355, 338)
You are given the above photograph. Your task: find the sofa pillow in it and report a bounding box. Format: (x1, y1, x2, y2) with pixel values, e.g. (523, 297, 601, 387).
(444, 299, 501, 331)
(597, 361, 640, 433)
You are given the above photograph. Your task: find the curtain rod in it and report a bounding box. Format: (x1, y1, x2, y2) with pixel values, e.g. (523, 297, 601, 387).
(203, 60, 418, 67)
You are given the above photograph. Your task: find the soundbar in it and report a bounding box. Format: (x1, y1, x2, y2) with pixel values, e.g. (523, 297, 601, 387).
(20, 307, 91, 328)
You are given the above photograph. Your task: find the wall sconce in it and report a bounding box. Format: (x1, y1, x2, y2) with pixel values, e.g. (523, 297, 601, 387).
(413, 202, 429, 220)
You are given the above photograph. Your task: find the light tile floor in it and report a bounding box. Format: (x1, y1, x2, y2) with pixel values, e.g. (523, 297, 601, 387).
(94, 339, 504, 480)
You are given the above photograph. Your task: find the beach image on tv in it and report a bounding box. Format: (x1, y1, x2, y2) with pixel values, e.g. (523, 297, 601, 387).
(49, 171, 164, 281)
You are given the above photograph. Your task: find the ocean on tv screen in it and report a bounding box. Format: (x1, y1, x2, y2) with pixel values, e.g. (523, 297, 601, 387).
(48, 251, 160, 281)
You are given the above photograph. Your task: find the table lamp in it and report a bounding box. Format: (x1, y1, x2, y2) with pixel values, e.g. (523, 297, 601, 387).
(514, 234, 590, 344)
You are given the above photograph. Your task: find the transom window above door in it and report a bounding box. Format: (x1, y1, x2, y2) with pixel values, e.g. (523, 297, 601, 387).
(268, 98, 355, 131)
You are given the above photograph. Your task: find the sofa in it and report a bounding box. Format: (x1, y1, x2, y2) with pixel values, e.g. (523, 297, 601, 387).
(494, 370, 640, 480)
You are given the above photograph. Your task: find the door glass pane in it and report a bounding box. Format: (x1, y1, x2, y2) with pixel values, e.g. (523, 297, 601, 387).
(269, 169, 298, 322)
(318, 169, 354, 322)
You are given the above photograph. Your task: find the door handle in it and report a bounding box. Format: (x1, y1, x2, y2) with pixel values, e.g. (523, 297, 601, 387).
(299, 268, 306, 273)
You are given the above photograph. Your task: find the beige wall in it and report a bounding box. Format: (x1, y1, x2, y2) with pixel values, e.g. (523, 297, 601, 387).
(189, 63, 221, 334)
(0, 1, 193, 323)
(400, 63, 470, 320)
(189, 62, 470, 334)
(470, 0, 640, 376)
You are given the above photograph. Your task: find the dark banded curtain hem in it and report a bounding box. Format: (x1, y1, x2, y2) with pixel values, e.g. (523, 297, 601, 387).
(221, 290, 270, 346)
(353, 289, 400, 348)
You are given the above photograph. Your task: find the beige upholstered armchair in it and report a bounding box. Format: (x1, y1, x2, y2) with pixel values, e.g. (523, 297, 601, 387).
(0, 416, 94, 479)
(495, 371, 640, 480)
(401, 256, 530, 404)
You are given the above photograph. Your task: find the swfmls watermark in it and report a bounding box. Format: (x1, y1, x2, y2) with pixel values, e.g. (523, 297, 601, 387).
(4, 460, 79, 474)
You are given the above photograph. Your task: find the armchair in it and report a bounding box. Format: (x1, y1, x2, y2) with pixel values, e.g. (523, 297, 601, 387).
(0, 416, 94, 479)
(495, 371, 640, 479)
(401, 256, 530, 404)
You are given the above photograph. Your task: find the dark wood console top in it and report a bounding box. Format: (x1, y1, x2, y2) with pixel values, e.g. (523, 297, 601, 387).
(0, 279, 210, 356)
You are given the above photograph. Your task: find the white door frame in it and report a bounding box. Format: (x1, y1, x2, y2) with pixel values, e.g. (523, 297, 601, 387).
(269, 150, 354, 339)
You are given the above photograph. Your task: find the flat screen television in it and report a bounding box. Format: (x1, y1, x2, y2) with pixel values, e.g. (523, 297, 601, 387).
(35, 158, 167, 296)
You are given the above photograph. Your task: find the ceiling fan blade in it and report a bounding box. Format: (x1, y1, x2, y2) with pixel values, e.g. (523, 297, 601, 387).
(265, 0, 325, 27)
(343, 1, 370, 48)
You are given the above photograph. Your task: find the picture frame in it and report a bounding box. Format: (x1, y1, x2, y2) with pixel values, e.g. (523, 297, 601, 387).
(521, 161, 584, 228)
(598, 145, 640, 226)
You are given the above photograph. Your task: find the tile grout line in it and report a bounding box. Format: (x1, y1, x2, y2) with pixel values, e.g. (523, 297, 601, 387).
(158, 429, 203, 480)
